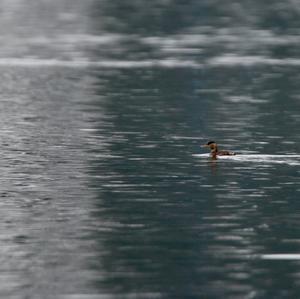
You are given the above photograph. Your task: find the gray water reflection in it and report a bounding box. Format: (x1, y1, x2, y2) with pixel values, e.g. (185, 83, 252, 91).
(0, 68, 102, 297)
(0, 0, 300, 298)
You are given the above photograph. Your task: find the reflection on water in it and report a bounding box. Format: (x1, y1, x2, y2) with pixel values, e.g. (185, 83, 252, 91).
(0, 0, 300, 298)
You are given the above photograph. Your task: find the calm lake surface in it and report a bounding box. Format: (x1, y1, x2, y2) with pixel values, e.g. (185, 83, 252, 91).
(0, 1, 300, 298)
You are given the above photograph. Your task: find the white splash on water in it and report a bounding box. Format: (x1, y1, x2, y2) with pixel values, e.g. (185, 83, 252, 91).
(193, 154, 300, 166)
(261, 254, 300, 260)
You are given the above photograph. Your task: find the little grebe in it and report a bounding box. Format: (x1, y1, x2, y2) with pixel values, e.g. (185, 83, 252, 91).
(202, 141, 235, 159)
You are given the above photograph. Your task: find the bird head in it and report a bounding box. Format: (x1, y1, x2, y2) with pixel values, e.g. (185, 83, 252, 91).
(201, 141, 217, 150)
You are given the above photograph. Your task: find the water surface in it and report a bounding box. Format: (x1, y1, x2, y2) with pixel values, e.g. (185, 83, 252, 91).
(0, 1, 300, 298)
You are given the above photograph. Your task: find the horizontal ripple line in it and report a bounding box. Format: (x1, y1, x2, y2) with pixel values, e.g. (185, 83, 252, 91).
(2, 56, 300, 68)
(0, 58, 201, 68)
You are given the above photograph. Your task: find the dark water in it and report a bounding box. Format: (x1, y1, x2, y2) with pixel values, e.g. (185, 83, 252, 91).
(0, 1, 300, 298)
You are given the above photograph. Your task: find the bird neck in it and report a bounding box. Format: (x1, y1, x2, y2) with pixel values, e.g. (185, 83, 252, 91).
(211, 146, 218, 153)
(210, 146, 218, 159)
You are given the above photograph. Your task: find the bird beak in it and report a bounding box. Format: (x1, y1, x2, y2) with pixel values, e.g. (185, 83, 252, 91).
(201, 144, 208, 148)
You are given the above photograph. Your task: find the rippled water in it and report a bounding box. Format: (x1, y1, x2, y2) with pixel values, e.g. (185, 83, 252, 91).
(0, 0, 300, 298)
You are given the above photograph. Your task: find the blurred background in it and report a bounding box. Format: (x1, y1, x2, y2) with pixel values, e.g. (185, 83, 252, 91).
(0, 0, 300, 298)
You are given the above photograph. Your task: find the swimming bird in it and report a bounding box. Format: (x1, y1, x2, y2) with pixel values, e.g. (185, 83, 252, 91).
(202, 141, 235, 159)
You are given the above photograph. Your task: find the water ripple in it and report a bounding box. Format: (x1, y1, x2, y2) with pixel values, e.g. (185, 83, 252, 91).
(194, 154, 300, 166)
